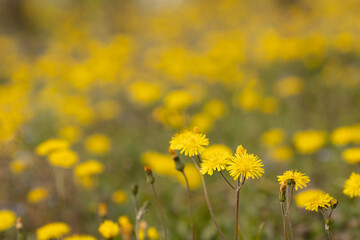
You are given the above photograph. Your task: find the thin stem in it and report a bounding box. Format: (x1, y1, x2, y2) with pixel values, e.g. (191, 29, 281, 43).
(327, 229, 332, 240)
(151, 184, 167, 240)
(133, 195, 140, 240)
(285, 185, 294, 216)
(235, 178, 240, 240)
(181, 171, 195, 240)
(218, 171, 236, 190)
(285, 185, 295, 240)
(191, 156, 226, 240)
(280, 202, 288, 240)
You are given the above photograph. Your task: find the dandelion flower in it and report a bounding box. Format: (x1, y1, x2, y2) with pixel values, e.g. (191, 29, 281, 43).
(295, 189, 325, 208)
(277, 170, 310, 191)
(118, 216, 133, 237)
(261, 128, 285, 147)
(0, 210, 16, 232)
(293, 130, 326, 154)
(48, 149, 78, 168)
(200, 150, 231, 175)
(112, 190, 127, 204)
(74, 160, 104, 177)
(36, 222, 70, 240)
(98, 220, 120, 239)
(85, 134, 111, 155)
(27, 187, 48, 204)
(169, 127, 209, 157)
(36, 139, 69, 156)
(227, 145, 264, 180)
(343, 172, 360, 198)
(147, 227, 160, 240)
(64, 235, 97, 240)
(9, 159, 27, 174)
(342, 148, 360, 164)
(304, 193, 333, 212)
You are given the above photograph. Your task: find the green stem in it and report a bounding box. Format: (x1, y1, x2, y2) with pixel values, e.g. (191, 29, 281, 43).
(151, 184, 167, 240)
(182, 171, 195, 240)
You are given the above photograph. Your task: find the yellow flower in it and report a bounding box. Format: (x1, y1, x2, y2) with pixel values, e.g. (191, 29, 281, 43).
(9, 159, 27, 174)
(95, 100, 121, 120)
(200, 149, 232, 175)
(331, 126, 353, 146)
(237, 87, 261, 111)
(147, 227, 160, 240)
(129, 81, 161, 105)
(275, 76, 304, 97)
(343, 172, 360, 198)
(48, 149, 78, 168)
(118, 216, 133, 237)
(0, 210, 16, 232)
(169, 128, 209, 157)
(261, 128, 285, 147)
(277, 170, 310, 191)
(98, 220, 120, 239)
(293, 130, 326, 154)
(36, 222, 71, 240)
(227, 146, 264, 180)
(64, 235, 97, 240)
(74, 160, 104, 177)
(27, 187, 48, 204)
(59, 125, 82, 143)
(304, 193, 333, 212)
(112, 190, 127, 204)
(164, 90, 194, 110)
(269, 147, 293, 162)
(342, 148, 360, 164)
(190, 113, 214, 133)
(295, 189, 325, 208)
(261, 97, 279, 114)
(141, 151, 178, 176)
(36, 138, 69, 156)
(85, 134, 111, 155)
(203, 99, 227, 118)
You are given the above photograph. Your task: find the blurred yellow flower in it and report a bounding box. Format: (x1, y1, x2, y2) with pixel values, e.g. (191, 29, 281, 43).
(36, 138, 69, 156)
(95, 100, 121, 120)
(200, 148, 232, 175)
(343, 172, 360, 198)
(175, 164, 201, 190)
(59, 125, 82, 143)
(293, 130, 326, 154)
(129, 81, 161, 105)
(98, 220, 120, 239)
(190, 113, 214, 133)
(269, 147, 293, 162)
(203, 99, 227, 118)
(277, 170, 310, 191)
(48, 149, 78, 168)
(237, 87, 261, 111)
(164, 90, 194, 110)
(118, 216, 133, 237)
(9, 159, 27, 174)
(27, 187, 48, 204)
(261, 97, 279, 114)
(169, 128, 209, 157)
(112, 190, 127, 204)
(275, 76, 304, 97)
(74, 160, 104, 177)
(64, 235, 97, 240)
(85, 134, 111, 155)
(0, 210, 16, 232)
(331, 126, 353, 146)
(147, 227, 160, 240)
(37, 222, 71, 240)
(227, 146, 264, 180)
(261, 128, 285, 147)
(141, 151, 177, 176)
(295, 189, 325, 208)
(342, 148, 360, 164)
(304, 193, 333, 212)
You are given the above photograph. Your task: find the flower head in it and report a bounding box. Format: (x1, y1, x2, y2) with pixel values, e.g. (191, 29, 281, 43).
(277, 170, 310, 191)
(227, 145, 264, 180)
(304, 193, 334, 212)
(169, 127, 209, 157)
(343, 172, 360, 198)
(36, 222, 70, 240)
(85, 134, 111, 155)
(0, 210, 16, 232)
(36, 139, 69, 156)
(48, 149, 78, 168)
(98, 220, 120, 239)
(342, 148, 360, 164)
(74, 160, 104, 177)
(293, 130, 326, 154)
(295, 189, 325, 208)
(27, 187, 48, 204)
(200, 146, 232, 175)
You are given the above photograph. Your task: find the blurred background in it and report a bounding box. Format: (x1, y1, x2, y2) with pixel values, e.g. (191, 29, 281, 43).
(0, 0, 360, 239)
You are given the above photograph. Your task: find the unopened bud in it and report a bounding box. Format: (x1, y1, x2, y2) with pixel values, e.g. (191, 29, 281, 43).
(131, 184, 139, 196)
(16, 217, 23, 230)
(279, 191, 286, 202)
(98, 203, 107, 218)
(280, 182, 287, 193)
(144, 166, 155, 184)
(236, 145, 246, 155)
(169, 148, 185, 172)
(193, 126, 200, 134)
(330, 198, 338, 209)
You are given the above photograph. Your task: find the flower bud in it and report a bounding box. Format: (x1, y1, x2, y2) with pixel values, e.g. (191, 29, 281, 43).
(131, 183, 139, 196)
(330, 198, 338, 209)
(325, 218, 333, 231)
(279, 191, 286, 202)
(169, 148, 185, 172)
(98, 203, 107, 218)
(236, 145, 246, 155)
(144, 166, 155, 184)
